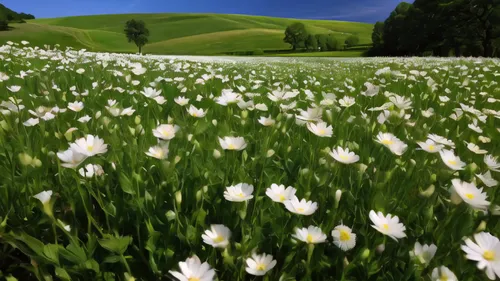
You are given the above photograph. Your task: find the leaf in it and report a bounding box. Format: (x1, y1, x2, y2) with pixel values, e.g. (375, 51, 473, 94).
(84, 259, 100, 273)
(102, 255, 121, 264)
(42, 244, 60, 265)
(98, 235, 132, 255)
(6, 276, 18, 281)
(103, 202, 117, 217)
(119, 173, 135, 195)
(14, 232, 45, 256)
(54, 267, 71, 281)
(59, 241, 87, 264)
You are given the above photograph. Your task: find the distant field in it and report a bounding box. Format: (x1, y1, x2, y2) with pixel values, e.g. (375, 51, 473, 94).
(272, 50, 366, 57)
(0, 13, 373, 56)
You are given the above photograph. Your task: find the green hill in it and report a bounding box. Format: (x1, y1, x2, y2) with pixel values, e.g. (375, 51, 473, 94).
(0, 13, 373, 55)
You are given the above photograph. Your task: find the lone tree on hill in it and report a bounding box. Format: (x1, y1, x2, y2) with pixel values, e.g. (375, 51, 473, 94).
(124, 19, 150, 54)
(283, 22, 308, 50)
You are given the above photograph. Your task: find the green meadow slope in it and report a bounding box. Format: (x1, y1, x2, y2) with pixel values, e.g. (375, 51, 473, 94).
(0, 13, 373, 55)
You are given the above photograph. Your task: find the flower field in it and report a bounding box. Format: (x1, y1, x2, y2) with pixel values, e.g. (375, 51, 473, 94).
(0, 41, 500, 281)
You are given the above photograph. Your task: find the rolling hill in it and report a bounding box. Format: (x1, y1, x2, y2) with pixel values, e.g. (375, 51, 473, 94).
(0, 13, 374, 55)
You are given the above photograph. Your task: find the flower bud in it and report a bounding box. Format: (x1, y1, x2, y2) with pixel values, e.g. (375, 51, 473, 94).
(32, 158, 42, 167)
(213, 149, 221, 159)
(335, 189, 342, 204)
(175, 191, 182, 205)
(187, 134, 193, 141)
(175, 155, 182, 164)
(95, 111, 102, 119)
(419, 185, 435, 197)
(241, 110, 248, 119)
(212, 119, 217, 126)
(18, 153, 33, 166)
(168, 116, 174, 124)
(134, 115, 141, 125)
(266, 149, 275, 158)
(361, 248, 370, 259)
(196, 190, 202, 202)
(166, 210, 176, 221)
(376, 244, 385, 254)
(476, 221, 487, 232)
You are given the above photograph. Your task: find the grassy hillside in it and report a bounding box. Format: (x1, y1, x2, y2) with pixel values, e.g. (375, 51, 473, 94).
(0, 13, 373, 55)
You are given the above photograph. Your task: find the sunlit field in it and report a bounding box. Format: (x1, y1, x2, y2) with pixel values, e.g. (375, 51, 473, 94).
(1, 41, 500, 281)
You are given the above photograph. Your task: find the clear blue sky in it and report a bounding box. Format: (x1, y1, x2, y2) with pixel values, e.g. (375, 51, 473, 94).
(3, 0, 406, 23)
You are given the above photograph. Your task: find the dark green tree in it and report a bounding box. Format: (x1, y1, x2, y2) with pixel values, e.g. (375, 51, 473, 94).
(344, 35, 360, 47)
(315, 34, 328, 51)
(124, 19, 150, 54)
(372, 22, 384, 48)
(326, 35, 339, 51)
(283, 22, 308, 50)
(305, 34, 318, 51)
(0, 18, 8, 31)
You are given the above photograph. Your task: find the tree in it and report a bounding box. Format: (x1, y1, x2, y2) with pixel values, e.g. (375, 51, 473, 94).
(326, 35, 339, 51)
(0, 19, 8, 31)
(305, 34, 318, 51)
(315, 34, 328, 51)
(344, 35, 360, 48)
(124, 19, 150, 54)
(283, 22, 308, 50)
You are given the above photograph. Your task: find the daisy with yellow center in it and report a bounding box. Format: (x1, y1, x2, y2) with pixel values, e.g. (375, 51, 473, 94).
(332, 224, 356, 251)
(293, 226, 327, 244)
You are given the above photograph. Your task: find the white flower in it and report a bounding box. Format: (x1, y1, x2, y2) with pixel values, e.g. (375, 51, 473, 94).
(70, 135, 108, 157)
(78, 164, 104, 178)
(245, 253, 277, 276)
(339, 96, 355, 107)
(141, 87, 162, 99)
(145, 144, 169, 160)
(389, 95, 412, 110)
(68, 101, 84, 112)
(296, 108, 323, 122)
(7, 85, 21, 93)
(431, 266, 457, 281)
(466, 142, 488, 154)
(332, 224, 356, 251)
(265, 184, 296, 203)
(258, 116, 275, 126)
(202, 224, 231, 248)
(218, 137, 247, 151)
(224, 183, 254, 202)
(293, 226, 327, 244)
(57, 149, 87, 168)
(168, 255, 215, 281)
(428, 134, 455, 147)
(439, 149, 466, 170)
(187, 105, 207, 118)
(34, 190, 52, 204)
(78, 115, 91, 123)
(461, 232, 500, 280)
(306, 122, 333, 137)
(484, 155, 500, 172)
(376, 132, 408, 156)
(417, 139, 444, 153)
(469, 123, 483, 133)
(216, 89, 242, 105)
(451, 179, 490, 210)
(267, 90, 298, 102)
(329, 147, 359, 164)
(284, 196, 318, 216)
(23, 118, 40, 127)
(255, 103, 268, 111)
(76, 68, 85, 74)
(152, 124, 180, 140)
(476, 171, 498, 187)
(174, 96, 189, 106)
(369, 210, 406, 241)
(411, 242, 437, 265)
(361, 82, 379, 97)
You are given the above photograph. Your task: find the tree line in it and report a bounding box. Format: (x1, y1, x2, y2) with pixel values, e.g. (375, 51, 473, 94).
(370, 0, 500, 57)
(284, 22, 360, 52)
(0, 4, 35, 31)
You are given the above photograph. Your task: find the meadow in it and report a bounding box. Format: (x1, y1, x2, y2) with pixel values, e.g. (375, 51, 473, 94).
(0, 41, 500, 281)
(0, 14, 373, 56)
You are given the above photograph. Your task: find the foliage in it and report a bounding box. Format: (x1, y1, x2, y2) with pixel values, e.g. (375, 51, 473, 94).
(283, 22, 308, 50)
(370, 0, 500, 57)
(124, 19, 150, 54)
(344, 35, 360, 47)
(0, 18, 8, 31)
(0, 3, 35, 22)
(305, 34, 318, 51)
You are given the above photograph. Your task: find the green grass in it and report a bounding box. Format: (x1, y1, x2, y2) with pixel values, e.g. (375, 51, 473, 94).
(0, 13, 373, 55)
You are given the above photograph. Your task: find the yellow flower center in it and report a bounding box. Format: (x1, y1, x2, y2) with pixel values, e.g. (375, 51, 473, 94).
(318, 129, 326, 135)
(228, 144, 236, 150)
(256, 263, 267, 271)
(213, 235, 225, 243)
(339, 230, 350, 241)
(306, 234, 314, 243)
(381, 139, 393, 145)
(483, 250, 495, 261)
(447, 160, 457, 165)
(382, 224, 389, 231)
(192, 112, 198, 117)
(279, 195, 286, 202)
(339, 154, 349, 160)
(237, 192, 245, 198)
(188, 278, 200, 281)
(297, 207, 305, 213)
(428, 145, 435, 151)
(465, 193, 474, 199)
(87, 145, 93, 151)
(440, 274, 448, 281)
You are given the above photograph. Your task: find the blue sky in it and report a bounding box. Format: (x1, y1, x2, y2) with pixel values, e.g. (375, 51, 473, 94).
(3, 0, 406, 23)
